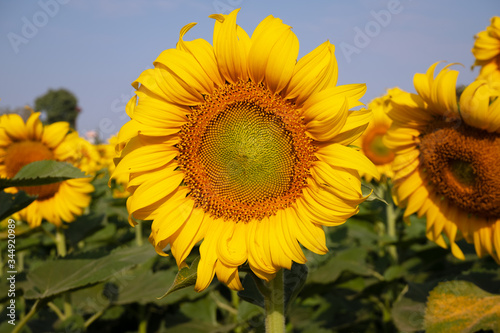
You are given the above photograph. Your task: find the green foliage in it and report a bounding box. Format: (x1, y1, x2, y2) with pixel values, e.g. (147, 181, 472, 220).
(0, 160, 88, 190)
(0, 160, 89, 220)
(158, 257, 200, 299)
(34, 88, 79, 128)
(1, 163, 499, 333)
(0, 190, 36, 221)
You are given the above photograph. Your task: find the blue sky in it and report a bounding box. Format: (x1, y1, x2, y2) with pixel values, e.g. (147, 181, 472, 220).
(1, 0, 498, 138)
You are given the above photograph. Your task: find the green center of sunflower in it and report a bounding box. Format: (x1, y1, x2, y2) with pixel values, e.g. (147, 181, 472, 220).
(200, 101, 295, 204)
(362, 125, 394, 165)
(419, 121, 500, 218)
(179, 81, 316, 222)
(4, 141, 61, 200)
(449, 159, 476, 186)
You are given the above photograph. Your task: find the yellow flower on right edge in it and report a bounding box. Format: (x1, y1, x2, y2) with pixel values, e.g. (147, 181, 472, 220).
(384, 62, 500, 263)
(472, 16, 500, 85)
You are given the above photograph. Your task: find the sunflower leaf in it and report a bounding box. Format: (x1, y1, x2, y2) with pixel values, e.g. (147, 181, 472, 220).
(424, 280, 500, 333)
(0, 160, 88, 190)
(22, 244, 157, 299)
(158, 256, 200, 299)
(361, 183, 388, 205)
(0, 190, 37, 221)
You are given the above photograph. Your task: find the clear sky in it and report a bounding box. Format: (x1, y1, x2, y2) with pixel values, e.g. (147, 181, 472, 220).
(1, 0, 499, 138)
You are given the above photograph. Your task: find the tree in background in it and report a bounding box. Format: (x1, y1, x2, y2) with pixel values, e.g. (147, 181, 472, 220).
(34, 88, 80, 129)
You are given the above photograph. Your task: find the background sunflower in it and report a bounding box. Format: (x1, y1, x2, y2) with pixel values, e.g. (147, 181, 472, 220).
(385, 63, 500, 263)
(0, 112, 94, 227)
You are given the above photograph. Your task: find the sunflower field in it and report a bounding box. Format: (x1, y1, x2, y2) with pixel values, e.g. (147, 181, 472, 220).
(1, 9, 500, 333)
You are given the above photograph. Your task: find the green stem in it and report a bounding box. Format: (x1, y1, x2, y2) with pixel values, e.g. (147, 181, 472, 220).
(55, 227, 67, 257)
(135, 220, 143, 246)
(138, 305, 148, 333)
(264, 269, 285, 333)
(47, 301, 66, 320)
(63, 294, 73, 318)
(84, 309, 105, 329)
(384, 185, 398, 263)
(54, 228, 73, 319)
(12, 300, 44, 333)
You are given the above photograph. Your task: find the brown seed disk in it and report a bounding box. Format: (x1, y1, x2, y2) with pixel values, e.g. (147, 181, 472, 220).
(178, 81, 316, 222)
(419, 121, 500, 218)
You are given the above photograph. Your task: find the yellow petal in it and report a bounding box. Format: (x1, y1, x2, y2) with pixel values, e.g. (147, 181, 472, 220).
(292, 205, 328, 254)
(195, 218, 224, 292)
(263, 24, 299, 93)
(216, 222, 248, 267)
(154, 48, 214, 95)
(26, 112, 43, 140)
(209, 9, 249, 84)
(248, 15, 291, 84)
(170, 207, 208, 266)
(331, 109, 372, 145)
(284, 41, 338, 105)
(42, 121, 70, 149)
(316, 143, 379, 181)
(177, 22, 225, 87)
(215, 261, 243, 290)
(152, 191, 194, 243)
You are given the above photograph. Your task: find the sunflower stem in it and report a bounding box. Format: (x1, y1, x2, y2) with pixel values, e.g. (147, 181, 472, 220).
(54, 227, 67, 257)
(264, 269, 285, 333)
(384, 187, 398, 263)
(135, 220, 143, 246)
(12, 299, 44, 333)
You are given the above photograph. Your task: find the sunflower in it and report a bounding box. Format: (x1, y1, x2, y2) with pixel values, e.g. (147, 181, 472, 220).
(0, 112, 94, 228)
(385, 62, 500, 263)
(58, 131, 101, 175)
(472, 16, 500, 87)
(354, 87, 403, 182)
(97, 134, 129, 197)
(113, 9, 379, 291)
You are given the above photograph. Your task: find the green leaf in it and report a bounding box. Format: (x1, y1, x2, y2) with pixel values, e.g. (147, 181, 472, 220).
(361, 183, 388, 205)
(392, 283, 427, 332)
(0, 160, 88, 190)
(158, 256, 200, 299)
(238, 273, 266, 308)
(238, 264, 309, 311)
(307, 247, 379, 284)
(180, 294, 217, 324)
(0, 190, 37, 220)
(114, 266, 200, 305)
(424, 280, 500, 333)
(23, 244, 156, 299)
(284, 263, 308, 311)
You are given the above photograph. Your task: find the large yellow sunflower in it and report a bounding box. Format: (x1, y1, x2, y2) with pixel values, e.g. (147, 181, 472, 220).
(113, 9, 379, 291)
(472, 16, 500, 86)
(0, 112, 94, 228)
(355, 87, 404, 182)
(385, 63, 500, 263)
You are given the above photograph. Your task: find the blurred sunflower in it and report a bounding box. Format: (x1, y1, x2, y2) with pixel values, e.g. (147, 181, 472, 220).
(113, 9, 379, 291)
(385, 63, 500, 263)
(97, 134, 129, 197)
(355, 87, 403, 182)
(472, 16, 500, 86)
(58, 131, 101, 175)
(0, 112, 94, 227)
